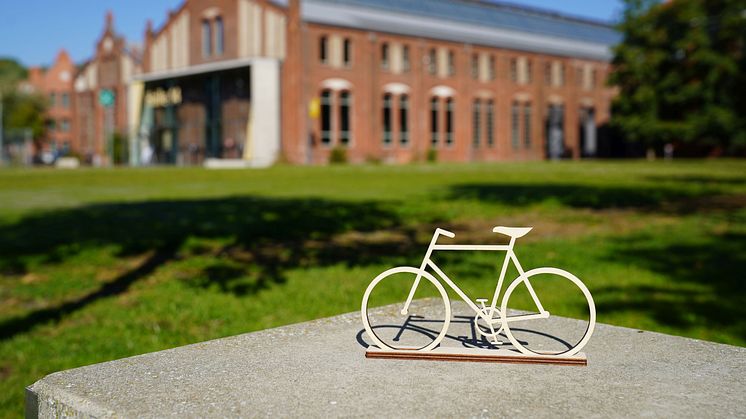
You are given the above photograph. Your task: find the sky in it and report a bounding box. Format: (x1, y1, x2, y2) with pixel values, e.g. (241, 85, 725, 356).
(0, 0, 623, 67)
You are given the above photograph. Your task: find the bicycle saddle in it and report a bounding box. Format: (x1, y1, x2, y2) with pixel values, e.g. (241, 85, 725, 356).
(493, 226, 533, 238)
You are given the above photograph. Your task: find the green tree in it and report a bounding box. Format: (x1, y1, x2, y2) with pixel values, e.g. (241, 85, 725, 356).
(0, 57, 46, 141)
(0, 57, 27, 92)
(609, 0, 746, 154)
(2, 91, 47, 140)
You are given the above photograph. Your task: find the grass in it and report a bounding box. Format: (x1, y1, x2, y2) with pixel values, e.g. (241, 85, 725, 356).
(1, 160, 745, 416)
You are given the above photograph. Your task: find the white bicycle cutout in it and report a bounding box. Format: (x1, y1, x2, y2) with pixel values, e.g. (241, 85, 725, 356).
(361, 227, 596, 357)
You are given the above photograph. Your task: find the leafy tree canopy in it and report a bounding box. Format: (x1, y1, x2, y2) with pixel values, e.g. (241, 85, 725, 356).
(0, 57, 27, 93)
(609, 0, 746, 153)
(2, 91, 47, 140)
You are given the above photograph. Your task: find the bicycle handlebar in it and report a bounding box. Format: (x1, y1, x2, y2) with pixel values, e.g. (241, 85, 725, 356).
(436, 228, 455, 239)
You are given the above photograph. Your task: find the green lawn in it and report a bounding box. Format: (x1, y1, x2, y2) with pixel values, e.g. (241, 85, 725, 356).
(1, 160, 745, 417)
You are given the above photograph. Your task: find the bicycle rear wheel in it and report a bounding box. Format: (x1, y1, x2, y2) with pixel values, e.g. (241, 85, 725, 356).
(500, 267, 595, 356)
(361, 267, 451, 351)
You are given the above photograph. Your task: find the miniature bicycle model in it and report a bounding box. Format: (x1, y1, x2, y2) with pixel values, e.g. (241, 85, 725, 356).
(361, 227, 596, 356)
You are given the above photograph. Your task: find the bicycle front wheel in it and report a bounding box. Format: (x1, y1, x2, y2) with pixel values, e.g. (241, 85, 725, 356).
(501, 267, 595, 356)
(361, 266, 451, 351)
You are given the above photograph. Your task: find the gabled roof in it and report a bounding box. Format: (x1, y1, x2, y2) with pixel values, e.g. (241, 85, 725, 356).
(294, 0, 620, 60)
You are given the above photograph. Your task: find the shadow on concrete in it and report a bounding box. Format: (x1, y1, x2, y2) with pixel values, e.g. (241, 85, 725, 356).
(355, 314, 572, 352)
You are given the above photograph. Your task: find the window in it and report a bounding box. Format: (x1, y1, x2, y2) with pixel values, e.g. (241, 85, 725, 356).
(471, 54, 479, 79)
(215, 17, 224, 55)
(511, 101, 519, 149)
(47, 119, 56, 132)
(381, 43, 389, 69)
(428, 48, 437, 75)
(510, 58, 518, 82)
(447, 50, 455, 76)
(488, 55, 496, 80)
(319, 36, 328, 63)
(445, 98, 454, 146)
(339, 91, 351, 146)
(343, 38, 351, 66)
(320, 90, 332, 145)
(382, 93, 392, 146)
(486, 99, 494, 147)
(202, 19, 212, 57)
(590, 68, 597, 89)
(547, 62, 566, 87)
(60, 119, 70, 132)
(523, 102, 532, 147)
(472, 99, 481, 147)
(526, 59, 532, 83)
(399, 95, 409, 145)
(49, 92, 56, 107)
(402, 45, 410, 72)
(430, 97, 439, 146)
(61, 93, 70, 108)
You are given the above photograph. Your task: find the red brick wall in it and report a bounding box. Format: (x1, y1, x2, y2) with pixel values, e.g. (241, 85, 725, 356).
(283, 19, 615, 164)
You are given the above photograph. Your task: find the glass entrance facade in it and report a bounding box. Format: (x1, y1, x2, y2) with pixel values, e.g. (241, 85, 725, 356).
(138, 67, 251, 165)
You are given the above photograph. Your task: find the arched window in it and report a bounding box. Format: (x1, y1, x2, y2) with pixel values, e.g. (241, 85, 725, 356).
(339, 91, 351, 146)
(399, 95, 409, 145)
(430, 97, 439, 146)
(320, 89, 332, 145)
(382, 93, 392, 146)
(523, 102, 532, 147)
(215, 16, 224, 55)
(472, 99, 481, 147)
(486, 99, 495, 147)
(445, 98, 454, 146)
(511, 101, 520, 149)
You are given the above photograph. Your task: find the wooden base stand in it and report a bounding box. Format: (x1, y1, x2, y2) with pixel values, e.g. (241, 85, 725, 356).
(365, 346, 587, 366)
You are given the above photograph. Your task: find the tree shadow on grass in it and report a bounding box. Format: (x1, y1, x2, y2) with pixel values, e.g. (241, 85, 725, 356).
(0, 196, 421, 340)
(595, 232, 746, 343)
(448, 183, 735, 213)
(643, 174, 746, 186)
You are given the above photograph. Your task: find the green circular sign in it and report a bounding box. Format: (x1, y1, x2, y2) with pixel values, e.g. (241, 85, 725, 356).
(99, 89, 116, 108)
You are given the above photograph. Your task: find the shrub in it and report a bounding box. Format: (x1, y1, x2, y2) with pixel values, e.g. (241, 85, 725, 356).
(426, 148, 437, 163)
(329, 147, 347, 164)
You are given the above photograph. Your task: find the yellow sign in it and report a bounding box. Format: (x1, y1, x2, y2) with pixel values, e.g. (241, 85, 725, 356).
(308, 98, 320, 119)
(144, 87, 182, 108)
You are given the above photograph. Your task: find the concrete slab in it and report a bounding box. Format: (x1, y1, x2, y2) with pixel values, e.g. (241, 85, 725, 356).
(27, 300, 746, 418)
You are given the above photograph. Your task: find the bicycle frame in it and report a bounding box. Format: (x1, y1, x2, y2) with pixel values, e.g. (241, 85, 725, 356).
(401, 229, 549, 326)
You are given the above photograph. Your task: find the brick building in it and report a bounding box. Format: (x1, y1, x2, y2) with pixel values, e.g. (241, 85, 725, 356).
(73, 12, 141, 165)
(18, 49, 76, 157)
(130, 0, 619, 165)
